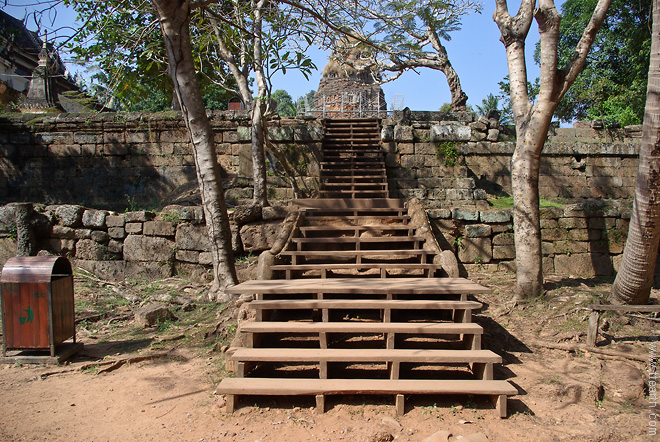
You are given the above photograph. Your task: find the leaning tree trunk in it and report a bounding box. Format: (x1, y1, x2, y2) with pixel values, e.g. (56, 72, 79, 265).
(250, 0, 270, 207)
(152, 0, 238, 300)
(426, 30, 468, 110)
(610, 0, 660, 305)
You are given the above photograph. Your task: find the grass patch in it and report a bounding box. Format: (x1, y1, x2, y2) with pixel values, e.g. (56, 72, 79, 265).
(540, 375, 564, 386)
(487, 196, 565, 209)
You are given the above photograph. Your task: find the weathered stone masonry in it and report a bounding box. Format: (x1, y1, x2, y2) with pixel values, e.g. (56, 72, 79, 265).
(0, 111, 641, 209)
(0, 111, 322, 210)
(0, 110, 646, 280)
(0, 199, 641, 283)
(381, 111, 640, 205)
(0, 202, 292, 281)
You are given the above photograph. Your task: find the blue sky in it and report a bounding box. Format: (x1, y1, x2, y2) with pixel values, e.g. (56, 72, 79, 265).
(5, 0, 563, 111)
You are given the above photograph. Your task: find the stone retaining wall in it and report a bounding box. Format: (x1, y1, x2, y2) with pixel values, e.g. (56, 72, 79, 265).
(0, 203, 292, 282)
(0, 111, 641, 212)
(431, 199, 640, 279)
(0, 111, 321, 211)
(382, 111, 641, 206)
(1, 199, 653, 283)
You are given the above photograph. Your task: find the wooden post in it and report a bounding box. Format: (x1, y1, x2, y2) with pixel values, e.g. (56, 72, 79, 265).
(389, 361, 400, 380)
(396, 394, 405, 415)
(226, 395, 236, 413)
(495, 394, 507, 418)
(316, 394, 325, 414)
(587, 311, 601, 347)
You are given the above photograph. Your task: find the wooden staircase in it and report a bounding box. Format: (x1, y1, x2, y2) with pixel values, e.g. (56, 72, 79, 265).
(272, 198, 443, 279)
(319, 119, 388, 199)
(216, 118, 516, 416)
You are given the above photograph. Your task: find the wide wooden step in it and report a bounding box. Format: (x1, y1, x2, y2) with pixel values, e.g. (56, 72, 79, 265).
(320, 161, 384, 166)
(240, 321, 481, 335)
(299, 226, 414, 238)
(248, 299, 482, 311)
(292, 198, 405, 209)
(249, 299, 480, 323)
(319, 170, 386, 176)
(217, 378, 517, 417)
(304, 214, 408, 223)
(225, 277, 491, 296)
(232, 348, 498, 364)
(271, 263, 441, 279)
(232, 348, 499, 380)
(280, 250, 433, 262)
(301, 207, 403, 214)
(322, 177, 388, 184)
(291, 236, 426, 250)
(319, 191, 389, 198)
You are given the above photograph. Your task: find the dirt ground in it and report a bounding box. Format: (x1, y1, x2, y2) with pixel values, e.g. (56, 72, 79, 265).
(0, 262, 657, 442)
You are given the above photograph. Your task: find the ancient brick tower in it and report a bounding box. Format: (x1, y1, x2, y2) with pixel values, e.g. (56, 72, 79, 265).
(314, 39, 387, 118)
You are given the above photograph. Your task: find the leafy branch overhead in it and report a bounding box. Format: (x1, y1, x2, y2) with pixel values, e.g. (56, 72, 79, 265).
(295, 0, 481, 110)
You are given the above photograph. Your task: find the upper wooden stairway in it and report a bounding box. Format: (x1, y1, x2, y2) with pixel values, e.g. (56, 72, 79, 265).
(319, 119, 388, 199)
(216, 118, 516, 416)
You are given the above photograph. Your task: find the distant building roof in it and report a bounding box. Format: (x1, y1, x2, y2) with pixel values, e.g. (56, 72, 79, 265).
(0, 10, 79, 109)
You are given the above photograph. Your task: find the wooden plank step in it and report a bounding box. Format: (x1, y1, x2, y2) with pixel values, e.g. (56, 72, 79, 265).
(231, 348, 499, 364)
(319, 192, 389, 198)
(280, 249, 432, 258)
(319, 169, 386, 175)
(320, 174, 387, 179)
(305, 212, 407, 218)
(301, 207, 404, 214)
(271, 263, 441, 275)
(225, 277, 491, 296)
(217, 378, 516, 417)
(323, 147, 381, 151)
(239, 321, 481, 334)
(291, 198, 404, 209)
(319, 189, 389, 194)
(320, 161, 384, 165)
(320, 168, 386, 173)
(322, 178, 388, 183)
(292, 236, 424, 244)
(299, 225, 413, 232)
(217, 378, 515, 397)
(248, 299, 482, 310)
(320, 183, 388, 188)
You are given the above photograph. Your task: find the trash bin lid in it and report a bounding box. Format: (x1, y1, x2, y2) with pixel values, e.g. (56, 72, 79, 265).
(1, 256, 72, 283)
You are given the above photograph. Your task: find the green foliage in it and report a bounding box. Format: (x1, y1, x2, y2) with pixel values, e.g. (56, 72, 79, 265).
(272, 90, 296, 117)
(63, 0, 237, 111)
(542, 0, 651, 124)
(436, 141, 459, 167)
(476, 93, 512, 126)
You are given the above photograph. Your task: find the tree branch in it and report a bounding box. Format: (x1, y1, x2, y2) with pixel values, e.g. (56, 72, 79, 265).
(558, 0, 613, 100)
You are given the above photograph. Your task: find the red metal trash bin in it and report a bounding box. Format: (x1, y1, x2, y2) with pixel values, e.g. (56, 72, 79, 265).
(1, 256, 76, 358)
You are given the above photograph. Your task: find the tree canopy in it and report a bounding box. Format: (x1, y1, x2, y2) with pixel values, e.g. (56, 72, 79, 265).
(63, 0, 237, 111)
(547, 0, 651, 125)
(272, 89, 297, 117)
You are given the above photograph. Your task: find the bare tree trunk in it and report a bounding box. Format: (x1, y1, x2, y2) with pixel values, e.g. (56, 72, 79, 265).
(610, 0, 660, 305)
(152, 0, 238, 300)
(494, 0, 611, 299)
(426, 31, 468, 110)
(209, 11, 268, 207)
(250, 0, 270, 207)
(14, 203, 36, 257)
(251, 99, 269, 206)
